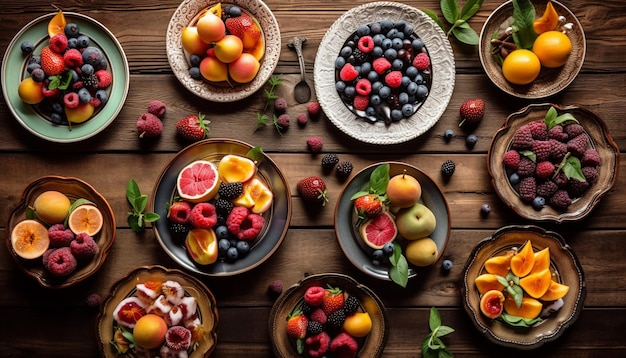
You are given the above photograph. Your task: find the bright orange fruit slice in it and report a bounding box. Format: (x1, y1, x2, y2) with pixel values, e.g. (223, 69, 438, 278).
(68, 205, 103, 236)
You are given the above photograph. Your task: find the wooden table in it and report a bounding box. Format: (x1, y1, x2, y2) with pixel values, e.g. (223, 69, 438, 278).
(1, 0, 625, 356)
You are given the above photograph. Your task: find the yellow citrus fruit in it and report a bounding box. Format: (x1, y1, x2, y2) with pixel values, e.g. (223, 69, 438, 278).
(11, 219, 50, 259)
(532, 30, 572, 68)
(33, 190, 71, 224)
(342, 311, 372, 337)
(18, 77, 45, 104)
(132, 314, 167, 349)
(501, 49, 541, 85)
(68, 204, 103, 236)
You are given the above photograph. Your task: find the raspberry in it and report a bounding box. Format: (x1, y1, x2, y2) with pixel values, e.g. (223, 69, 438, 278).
(582, 166, 599, 183)
(336, 161, 353, 180)
(218, 182, 243, 200)
(276, 113, 290, 131)
(536, 180, 558, 198)
(306, 136, 323, 153)
(226, 206, 264, 240)
(307, 101, 321, 118)
(511, 125, 533, 149)
(309, 308, 327, 324)
(339, 63, 359, 81)
(321, 153, 339, 172)
(305, 332, 331, 358)
(45, 247, 77, 276)
(95, 70, 112, 88)
(532, 140, 551, 162)
(517, 157, 536, 177)
(550, 190, 572, 209)
(147, 100, 166, 117)
(168, 201, 192, 224)
(304, 286, 325, 306)
(274, 97, 288, 113)
(548, 125, 568, 141)
(412, 52, 430, 70)
(86, 293, 101, 307)
(48, 224, 74, 248)
(565, 123, 584, 138)
(296, 113, 308, 127)
(384, 71, 403, 88)
(63, 92, 80, 109)
(268, 279, 283, 296)
(567, 134, 589, 157)
(70, 233, 99, 260)
(535, 161, 555, 179)
(90, 97, 102, 107)
(357, 35, 375, 53)
(503, 150, 521, 170)
(549, 139, 568, 161)
(49, 34, 68, 53)
(527, 121, 548, 140)
(581, 149, 601, 167)
(189, 203, 218, 229)
(352, 95, 369, 111)
(136, 112, 163, 138)
(226, 206, 249, 234)
(330, 332, 358, 356)
(372, 57, 391, 74)
(518, 176, 537, 202)
(568, 178, 590, 197)
(441, 160, 455, 177)
(63, 48, 83, 67)
(355, 78, 372, 95)
(42, 86, 60, 98)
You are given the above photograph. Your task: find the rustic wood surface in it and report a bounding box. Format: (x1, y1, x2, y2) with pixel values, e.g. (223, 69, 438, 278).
(1, 0, 625, 357)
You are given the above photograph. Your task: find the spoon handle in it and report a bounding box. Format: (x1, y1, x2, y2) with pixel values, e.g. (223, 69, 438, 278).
(288, 36, 307, 81)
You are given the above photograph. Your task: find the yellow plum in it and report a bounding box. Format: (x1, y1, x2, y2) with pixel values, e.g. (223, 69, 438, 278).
(181, 27, 210, 56)
(214, 35, 243, 64)
(199, 56, 228, 82)
(229, 53, 260, 83)
(197, 12, 225, 43)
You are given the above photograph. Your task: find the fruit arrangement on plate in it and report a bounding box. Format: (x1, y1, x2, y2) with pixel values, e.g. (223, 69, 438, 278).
(16, 9, 114, 126)
(334, 19, 431, 124)
(165, 151, 273, 266)
(181, 2, 265, 84)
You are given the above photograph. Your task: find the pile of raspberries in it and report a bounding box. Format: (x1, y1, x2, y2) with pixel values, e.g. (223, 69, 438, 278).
(503, 120, 601, 210)
(43, 224, 99, 276)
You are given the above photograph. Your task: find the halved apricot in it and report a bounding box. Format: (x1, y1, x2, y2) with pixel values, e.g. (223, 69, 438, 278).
(529, 247, 550, 274)
(474, 273, 505, 294)
(539, 280, 570, 301)
(504, 294, 543, 319)
(483, 250, 515, 276)
(519, 268, 552, 299)
(510, 240, 535, 277)
(533, 1, 559, 35)
(480, 290, 505, 319)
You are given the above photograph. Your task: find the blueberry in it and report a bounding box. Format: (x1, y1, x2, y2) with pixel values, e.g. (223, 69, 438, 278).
(372, 249, 384, 261)
(401, 103, 414, 117)
(81, 63, 94, 76)
(227, 247, 239, 261)
(383, 48, 397, 61)
(398, 92, 409, 105)
(370, 22, 382, 34)
(78, 88, 91, 103)
(403, 25, 414, 37)
(31, 68, 45, 82)
(391, 109, 403, 121)
(531, 196, 546, 211)
(371, 81, 383, 93)
(381, 38, 393, 50)
(29, 55, 40, 64)
(380, 19, 394, 32)
(67, 37, 78, 49)
(370, 94, 382, 105)
(76, 34, 90, 48)
(405, 65, 419, 79)
(229, 6, 242, 17)
(335, 81, 346, 93)
(386, 28, 398, 39)
(382, 242, 395, 256)
(26, 62, 41, 73)
(20, 41, 34, 54)
(379, 86, 391, 99)
(360, 62, 371, 76)
(391, 58, 403, 70)
(365, 106, 377, 116)
(218, 239, 231, 255)
(444, 129, 454, 141)
(373, 34, 385, 46)
(406, 82, 418, 95)
(391, 38, 404, 50)
(466, 134, 478, 148)
(442, 259, 453, 271)
(236, 240, 250, 254)
(335, 56, 346, 69)
(64, 23, 80, 37)
(51, 102, 64, 114)
(50, 112, 63, 124)
(367, 70, 379, 82)
(412, 38, 424, 52)
(401, 76, 411, 87)
(95, 89, 108, 104)
(69, 69, 79, 83)
(371, 46, 384, 57)
(343, 86, 355, 98)
(215, 225, 229, 240)
(509, 172, 520, 185)
(189, 54, 202, 67)
(189, 66, 201, 79)
(340, 46, 353, 58)
(356, 25, 370, 36)
(415, 84, 428, 98)
(480, 204, 491, 216)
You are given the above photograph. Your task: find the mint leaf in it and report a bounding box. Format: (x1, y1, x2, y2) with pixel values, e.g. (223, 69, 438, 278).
(389, 242, 409, 287)
(452, 22, 480, 45)
(126, 179, 141, 206)
(48, 76, 61, 89)
(144, 212, 160, 223)
(563, 156, 586, 181)
(246, 146, 265, 162)
(369, 164, 390, 195)
(126, 178, 159, 232)
(554, 112, 579, 126)
(544, 106, 558, 128)
(422, 307, 455, 358)
(435, 325, 455, 337)
(511, 0, 537, 49)
(440, 0, 459, 24)
(429, 306, 442, 330)
(521, 150, 536, 163)
(460, 0, 484, 20)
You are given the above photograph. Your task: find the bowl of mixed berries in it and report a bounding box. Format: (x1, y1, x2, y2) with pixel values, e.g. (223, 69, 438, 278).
(488, 103, 619, 222)
(314, 1, 455, 144)
(2, 9, 129, 142)
(269, 273, 388, 358)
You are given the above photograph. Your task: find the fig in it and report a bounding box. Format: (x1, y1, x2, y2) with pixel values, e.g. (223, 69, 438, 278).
(112, 297, 147, 329)
(479, 289, 505, 319)
(165, 325, 192, 351)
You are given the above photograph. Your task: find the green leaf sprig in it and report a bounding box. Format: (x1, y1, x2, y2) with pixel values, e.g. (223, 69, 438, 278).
(126, 178, 160, 232)
(246, 146, 265, 162)
(389, 241, 409, 288)
(255, 74, 283, 131)
(421, 307, 455, 358)
(423, 0, 484, 45)
(511, 0, 537, 50)
(542, 106, 585, 181)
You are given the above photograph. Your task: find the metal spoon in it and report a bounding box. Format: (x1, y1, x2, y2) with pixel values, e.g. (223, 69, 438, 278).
(288, 36, 311, 104)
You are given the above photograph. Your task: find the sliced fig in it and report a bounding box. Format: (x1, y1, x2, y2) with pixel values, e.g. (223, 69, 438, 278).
(479, 289, 505, 319)
(112, 297, 147, 329)
(165, 326, 193, 351)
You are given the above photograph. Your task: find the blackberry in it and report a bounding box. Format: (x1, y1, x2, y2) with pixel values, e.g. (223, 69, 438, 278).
(441, 160, 455, 177)
(517, 157, 536, 177)
(214, 198, 234, 216)
(326, 309, 346, 329)
(307, 321, 324, 336)
(352, 48, 369, 64)
(82, 73, 99, 89)
(321, 153, 340, 172)
(550, 190, 572, 209)
(169, 222, 190, 242)
(518, 177, 537, 202)
(336, 161, 353, 180)
(343, 296, 360, 315)
(218, 182, 243, 200)
(301, 301, 313, 316)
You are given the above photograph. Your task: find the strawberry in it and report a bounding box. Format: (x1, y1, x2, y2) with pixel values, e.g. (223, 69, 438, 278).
(296, 176, 328, 206)
(175, 113, 210, 142)
(286, 309, 308, 339)
(225, 14, 260, 49)
(353, 193, 383, 224)
(459, 98, 485, 127)
(321, 285, 344, 315)
(40, 46, 65, 76)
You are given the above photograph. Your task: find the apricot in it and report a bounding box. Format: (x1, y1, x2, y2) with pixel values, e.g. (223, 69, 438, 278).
(197, 12, 225, 43)
(217, 154, 257, 183)
(247, 34, 265, 61)
(539, 280, 570, 301)
(480, 289, 505, 319)
(199, 56, 228, 82)
(214, 35, 243, 64)
(185, 228, 218, 265)
(65, 102, 95, 124)
(510, 240, 535, 277)
(529, 247, 550, 274)
(483, 250, 515, 277)
(133, 314, 167, 349)
(533, 1, 559, 35)
(33, 190, 71, 224)
(18, 77, 44, 105)
(519, 268, 552, 299)
(474, 273, 505, 294)
(228, 53, 260, 83)
(181, 27, 210, 56)
(232, 177, 273, 214)
(386, 171, 421, 209)
(504, 294, 543, 319)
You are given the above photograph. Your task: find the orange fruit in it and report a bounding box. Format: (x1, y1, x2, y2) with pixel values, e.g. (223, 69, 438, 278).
(483, 250, 515, 277)
(519, 268, 552, 298)
(539, 280, 570, 301)
(177, 160, 221, 203)
(68, 204, 103, 236)
(18, 77, 45, 104)
(533, 1, 559, 35)
(11, 219, 50, 259)
(132, 314, 167, 349)
(510, 240, 535, 277)
(501, 49, 541, 85)
(48, 10, 67, 38)
(532, 30, 572, 68)
(343, 311, 372, 337)
(474, 273, 506, 294)
(504, 294, 543, 319)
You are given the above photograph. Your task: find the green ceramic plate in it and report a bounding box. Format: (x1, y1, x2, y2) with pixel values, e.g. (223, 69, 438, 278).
(1, 12, 129, 143)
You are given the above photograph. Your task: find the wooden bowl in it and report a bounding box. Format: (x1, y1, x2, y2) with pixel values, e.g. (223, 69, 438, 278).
(96, 265, 218, 357)
(462, 225, 585, 349)
(479, 0, 585, 98)
(487, 103, 619, 222)
(269, 273, 388, 357)
(5, 176, 116, 288)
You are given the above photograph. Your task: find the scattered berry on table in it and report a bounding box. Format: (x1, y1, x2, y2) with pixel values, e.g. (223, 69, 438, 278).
(531, 196, 546, 211)
(480, 204, 491, 216)
(268, 279, 283, 296)
(441, 160, 456, 177)
(274, 97, 288, 113)
(306, 136, 323, 152)
(443, 129, 454, 141)
(175, 113, 210, 142)
(136, 112, 163, 138)
(276, 113, 290, 131)
(307, 101, 321, 118)
(86, 293, 101, 307)
(297, 176, 328, 206)
(459, 98, 485, 127)
(336, 161, 353, 180)
(442, 259, 453, 271)
(296, 113, 308, 127)
(147, 100, 167, 118)
(466, 134, 478, 148)
(321, 153, 340, 172)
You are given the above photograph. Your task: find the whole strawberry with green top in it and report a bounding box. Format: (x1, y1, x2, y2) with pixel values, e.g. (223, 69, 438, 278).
(286, 308, 308, 354)
(459, 98, 485, 127)
(296, 176, 328, 206)
(321, 285, 344, 315)
(353, 193, 384, 224)
(175, 113, 210, 141)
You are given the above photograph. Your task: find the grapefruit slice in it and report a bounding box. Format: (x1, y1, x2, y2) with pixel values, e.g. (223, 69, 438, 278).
(11, 219, 50, 259)
(359, 212, 397, 249)
(176, 160, 221, 203)
(68, 204, 103, 236)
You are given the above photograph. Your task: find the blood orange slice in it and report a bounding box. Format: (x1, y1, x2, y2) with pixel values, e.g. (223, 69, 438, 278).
(176, 160, 221, 203)
(358, 212, 398, 249)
